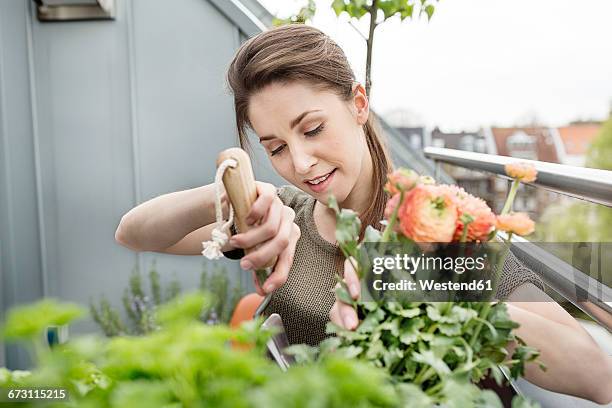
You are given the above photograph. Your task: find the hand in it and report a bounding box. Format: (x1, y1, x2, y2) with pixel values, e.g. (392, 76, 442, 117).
(329, 257, 360, 330)
(228, 181, 300, 296)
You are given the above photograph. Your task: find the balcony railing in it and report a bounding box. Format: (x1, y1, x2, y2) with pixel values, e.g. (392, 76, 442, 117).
(425, 147, 612, 207)
(424, 146, 612, 332)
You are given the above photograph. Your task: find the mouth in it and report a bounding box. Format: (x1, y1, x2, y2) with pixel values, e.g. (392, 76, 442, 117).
(304, 168, 337, 193)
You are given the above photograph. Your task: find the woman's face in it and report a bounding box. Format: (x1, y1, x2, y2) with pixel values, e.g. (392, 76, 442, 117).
(248, 80, 371, 206)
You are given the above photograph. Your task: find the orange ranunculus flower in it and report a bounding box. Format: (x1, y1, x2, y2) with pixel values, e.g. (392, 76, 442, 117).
(504, 162, 537, 183)
(438, 184, 496, 242)
(384, 193, 401, 220)
(384, 168, 419, 195)
(496, 213, 535, 236)
(398, 185, 458, 243)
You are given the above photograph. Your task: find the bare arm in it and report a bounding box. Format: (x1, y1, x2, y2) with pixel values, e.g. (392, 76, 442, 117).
(506, 283, 612, 405)
(114, 181, 300, 297)
(115, 184, 231, 254)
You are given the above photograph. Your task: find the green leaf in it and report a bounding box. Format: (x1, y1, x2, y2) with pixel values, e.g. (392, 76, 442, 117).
(378, 317, 401, 336)
(488, 363, 505, 386)
(357, 307, 385, 333)
(511, 395, 541, 408)
(383, 346, 403, 368)
(378, 0, 398, 20)
(387, 302, 421, 318)
(395, 383, 433, 407)
(340, 345, 364, 359)
(509, 345, 541, 379)
(398, 317, 425, 345)
(335, 284, 356, 306)
(400, 4, 414, 19)
(155, 291, 210, 325)
(439, 322, 462, 336)
(474, 389, 503, 408)
(425, 4, 435, 20)
(364, 225, 382, 242)
(318, 336, 342, 358)
(442, 376, 480, 408)
(327, 194, 340, 213)
(365, 339, 386, 360)
(346, 3, 369, 19)
(412, 350, 451, 375)
(284, 344, 319, 364)
(332, 0, 346, 16)
(2, 299, 84, 341)
(110, 380, 175, 408)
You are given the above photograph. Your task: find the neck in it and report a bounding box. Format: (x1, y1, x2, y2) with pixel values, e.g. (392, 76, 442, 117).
(340, 142, 374, 216)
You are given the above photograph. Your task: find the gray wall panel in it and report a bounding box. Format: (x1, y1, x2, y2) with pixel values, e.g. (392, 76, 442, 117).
(29, 0, 138, 314)
(0, 0, 45, 369)
(0, 0, 286, 369)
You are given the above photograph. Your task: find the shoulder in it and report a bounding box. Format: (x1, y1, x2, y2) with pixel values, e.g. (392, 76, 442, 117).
(276, 185, 312, 210)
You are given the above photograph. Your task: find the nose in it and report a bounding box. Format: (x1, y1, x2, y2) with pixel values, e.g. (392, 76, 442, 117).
(289, 143, 317, 175)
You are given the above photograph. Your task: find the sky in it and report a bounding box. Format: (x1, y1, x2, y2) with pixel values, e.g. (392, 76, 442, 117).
(257, 0, 612, 132)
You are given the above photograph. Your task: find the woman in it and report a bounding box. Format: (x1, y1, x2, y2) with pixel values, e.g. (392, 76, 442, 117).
(115, 24, 612, 404)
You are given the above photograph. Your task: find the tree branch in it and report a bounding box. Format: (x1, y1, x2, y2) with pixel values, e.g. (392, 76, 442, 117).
(348, 20, 368, 43)
(365, 0, 378, 96)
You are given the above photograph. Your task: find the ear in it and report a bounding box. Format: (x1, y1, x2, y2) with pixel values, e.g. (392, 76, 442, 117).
(351, 82, 369, 126)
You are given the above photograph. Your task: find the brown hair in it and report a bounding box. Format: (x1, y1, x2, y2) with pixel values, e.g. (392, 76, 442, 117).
(226, 24, 394, 238)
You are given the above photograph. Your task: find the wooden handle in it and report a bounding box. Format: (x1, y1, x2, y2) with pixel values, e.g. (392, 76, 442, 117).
(217, 148, 277, 269)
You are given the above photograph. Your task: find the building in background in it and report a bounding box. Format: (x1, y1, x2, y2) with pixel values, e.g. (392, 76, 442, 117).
(551, 123, 601, 167)
(396, 126, 427, 151)
(395, 123, 601, 219)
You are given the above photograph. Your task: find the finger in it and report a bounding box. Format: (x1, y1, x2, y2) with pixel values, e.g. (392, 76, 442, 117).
(261, 223, 299, 294)
(239, 207, 295, 269)
(252, 271, 266, 297)
(340, 302, 358, 330)
(329, 302, 343, 327)
(337, 301, 358, 330)
(343, 257, 360, 300)
(231, 198, 284, 249)
(247, 182, 277, 224)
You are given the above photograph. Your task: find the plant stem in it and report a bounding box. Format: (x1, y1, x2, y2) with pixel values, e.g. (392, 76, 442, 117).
(414, 366, 436, 385)
(460, 219, 472, 243)
(500, 179, 520, 215)
(469, 303, 492, 348)
(426, 381, 444, 396)
(381, 191, 404, 242)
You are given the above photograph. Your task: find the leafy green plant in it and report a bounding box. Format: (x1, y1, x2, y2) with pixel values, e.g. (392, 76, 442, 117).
(91, 261, 244, 336)
(1, 293, 411, 408)
(274, 0, 439, 96)
(281, 168, 545, 407)
(199, 263, 244, 324)
(272, 0, 316, 26)
(288, 222, 541, 406)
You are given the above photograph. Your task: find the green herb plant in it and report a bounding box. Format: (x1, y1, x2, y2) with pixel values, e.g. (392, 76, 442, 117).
(2, 293, 413, 408)
(90, 261, 243, 337)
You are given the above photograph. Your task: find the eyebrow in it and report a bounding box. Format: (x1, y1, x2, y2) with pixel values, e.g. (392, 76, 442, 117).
(259, 109, 322, 142)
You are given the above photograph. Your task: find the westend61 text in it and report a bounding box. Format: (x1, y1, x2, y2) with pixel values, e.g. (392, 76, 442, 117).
(372, 279, 493, 292)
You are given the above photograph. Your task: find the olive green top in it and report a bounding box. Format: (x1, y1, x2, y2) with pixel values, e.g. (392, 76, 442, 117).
(260, 185, 544, 346)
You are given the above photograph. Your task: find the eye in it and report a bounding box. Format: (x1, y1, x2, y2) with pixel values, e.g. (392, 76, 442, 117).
(270, 144, 286, 156)
(305, 123, 325, 137)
